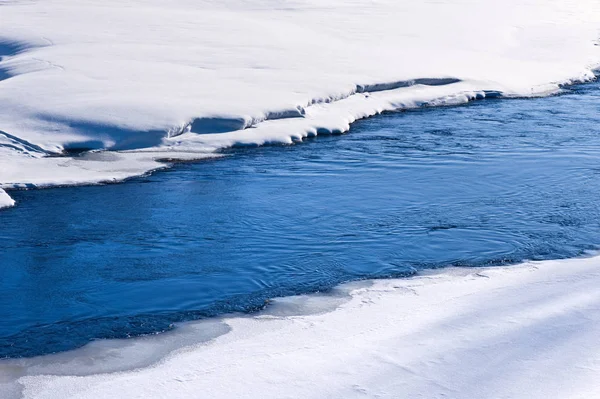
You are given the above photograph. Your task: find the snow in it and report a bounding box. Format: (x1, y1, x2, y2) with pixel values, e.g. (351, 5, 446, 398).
(1, 0, 599, 194)
(1, 2, 600, 394)
(2, 255, 600, 399)
(0, 188, 14, 209)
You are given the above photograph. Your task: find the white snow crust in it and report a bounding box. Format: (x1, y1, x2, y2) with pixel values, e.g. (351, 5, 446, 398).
(1, 0, 599, 204)
(3, 255, 600, 399)
(0, 188, 14, 209)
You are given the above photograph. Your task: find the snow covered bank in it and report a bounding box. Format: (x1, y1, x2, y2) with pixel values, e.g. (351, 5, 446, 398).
(0, 0, 599, 194)
(0, 188, 15, 209)
(3, 255, 600, 398)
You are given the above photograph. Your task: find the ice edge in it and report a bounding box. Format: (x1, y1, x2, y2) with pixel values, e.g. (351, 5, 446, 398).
(0, 188, 15, 209)
(0, 67, 598, 207)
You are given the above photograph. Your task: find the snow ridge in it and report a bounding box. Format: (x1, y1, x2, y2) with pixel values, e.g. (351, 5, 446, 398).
(173, 77, 464, 137)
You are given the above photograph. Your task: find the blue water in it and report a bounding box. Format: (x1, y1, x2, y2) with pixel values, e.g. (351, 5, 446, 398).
(1, 80, 600, 358)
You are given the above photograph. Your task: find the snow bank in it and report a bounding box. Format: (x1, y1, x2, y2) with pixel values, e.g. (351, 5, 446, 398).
(0, 188, 14, 209)
(0, 0, 599, 193)
(3, 255, 600, 399)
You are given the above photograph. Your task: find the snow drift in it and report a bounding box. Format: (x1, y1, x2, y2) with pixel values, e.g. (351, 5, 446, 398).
(0, 0, 599, 206)
(3, 255, 600, 399)
(0, 188, 14, 209)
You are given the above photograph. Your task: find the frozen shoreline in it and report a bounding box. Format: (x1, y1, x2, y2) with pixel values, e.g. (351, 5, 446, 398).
(1, 0, 599, 208)
(3, 255, 600, 398)
(0, 188, 14, 209)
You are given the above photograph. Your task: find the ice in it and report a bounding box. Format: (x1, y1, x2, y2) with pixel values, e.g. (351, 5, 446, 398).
(3, 255, 600, 398)
(0, 0, 599, 195)
(0, 145, 220, 189)
(0, 319, 231, 399)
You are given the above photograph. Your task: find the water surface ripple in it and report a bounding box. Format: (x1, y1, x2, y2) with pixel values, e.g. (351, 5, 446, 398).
(1, 81, 600, 358)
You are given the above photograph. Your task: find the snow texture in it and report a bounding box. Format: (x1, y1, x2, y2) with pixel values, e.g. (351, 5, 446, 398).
(3, 255, 600, 399)
(0, 188, 14, 209)
(1, 0, 600, 208)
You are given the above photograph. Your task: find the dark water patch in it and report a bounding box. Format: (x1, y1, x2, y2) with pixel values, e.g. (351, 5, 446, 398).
(1, 80, 600, 358)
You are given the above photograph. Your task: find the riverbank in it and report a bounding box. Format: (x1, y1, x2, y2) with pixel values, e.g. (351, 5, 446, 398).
(1, 0, 599, 205)
(0, 189, 14, 209)
(5, 254, 600, 398)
